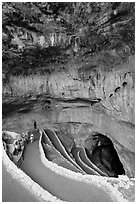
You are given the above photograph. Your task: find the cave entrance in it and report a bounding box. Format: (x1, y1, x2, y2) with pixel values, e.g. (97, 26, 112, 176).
(84, 132, 125, 178)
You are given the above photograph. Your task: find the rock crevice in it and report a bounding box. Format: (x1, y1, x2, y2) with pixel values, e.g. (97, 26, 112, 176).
(48, 57, 134, 123)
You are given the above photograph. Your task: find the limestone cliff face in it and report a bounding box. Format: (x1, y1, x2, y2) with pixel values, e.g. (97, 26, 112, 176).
(48, 56, 134, 123)
(57, 106, 135, 178)
(101, 71, 134, 123)
(47, 56, 135, 178)
(48, 70, 91, 99)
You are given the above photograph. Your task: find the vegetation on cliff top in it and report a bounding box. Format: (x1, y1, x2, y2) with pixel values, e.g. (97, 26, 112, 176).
(2, 2, 135, 76)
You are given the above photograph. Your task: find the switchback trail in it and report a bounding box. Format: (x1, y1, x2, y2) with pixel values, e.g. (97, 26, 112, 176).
(21, 140, 113, 202)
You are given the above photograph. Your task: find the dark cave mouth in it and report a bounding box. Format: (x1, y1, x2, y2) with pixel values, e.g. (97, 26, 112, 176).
(3, 130, 126, 179)
(84, 133, 125, 178)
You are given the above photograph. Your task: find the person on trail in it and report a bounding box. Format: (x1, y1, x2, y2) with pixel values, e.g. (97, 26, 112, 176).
(34, 120, 37, 129)
(30, 134, 34, 143)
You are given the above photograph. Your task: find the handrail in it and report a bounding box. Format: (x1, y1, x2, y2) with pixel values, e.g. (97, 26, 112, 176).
(80, 148, 108, 177)
(71, 147, 99, 175)
(44, 129, 86, 173)
(38, 135, 119, 202)
(77, 151, 99, 175)
(2, 130, 127, 202)
(41, 130, 82, 173)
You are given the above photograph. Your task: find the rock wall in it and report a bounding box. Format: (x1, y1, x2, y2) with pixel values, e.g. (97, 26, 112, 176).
(10, 27, 70, 50)
(57, 106, 135, 178)
(48, 56, 135, 123)
(4, 55, 134, 179)
(47, 55, 135, 178)
(48, 70, 91, 99)
(39, 133, 128, 202)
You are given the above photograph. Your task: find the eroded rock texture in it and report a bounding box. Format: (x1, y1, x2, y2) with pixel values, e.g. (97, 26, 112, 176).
(48, 56, 134, 123)
(47, 56, 135, 178)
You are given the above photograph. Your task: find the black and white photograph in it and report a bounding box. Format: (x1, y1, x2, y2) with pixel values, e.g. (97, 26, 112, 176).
(2, 1, 135, 202)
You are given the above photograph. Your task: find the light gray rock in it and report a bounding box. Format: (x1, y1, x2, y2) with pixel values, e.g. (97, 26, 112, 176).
(48, 57, 134, 123)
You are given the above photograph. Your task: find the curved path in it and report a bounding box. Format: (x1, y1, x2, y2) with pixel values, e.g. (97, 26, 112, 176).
(21, 138, 115, 201)
(79, 147, 108, 176)
(71, 147, 99, 175)
(44, 129, 85, 173)
(2, 163, 39, 202)
(43, 129, 107, 176)
(2, 134, 61, 202)
(41, 130, 82, 173)
(3, 130, 127, 202)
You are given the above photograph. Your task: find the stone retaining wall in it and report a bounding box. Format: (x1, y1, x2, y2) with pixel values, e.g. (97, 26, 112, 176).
(2, 146, 62, 202)
(2, 130, 135, 202)
(38, 131, 127, 202)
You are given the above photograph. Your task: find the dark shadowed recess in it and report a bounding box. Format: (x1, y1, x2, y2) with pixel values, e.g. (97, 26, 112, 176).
(84, 132, 125, 178)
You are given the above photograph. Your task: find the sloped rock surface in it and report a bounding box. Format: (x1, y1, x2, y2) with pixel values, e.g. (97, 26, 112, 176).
(48, 70, 91, 99)
(57, 106, 135, 178)
(48, 56, 134, 123)
(58, 106, 134, 151)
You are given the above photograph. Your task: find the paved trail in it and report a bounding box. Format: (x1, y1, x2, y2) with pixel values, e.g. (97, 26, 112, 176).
(21, 140, 113, 202)
(2, 164, 39, 202)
